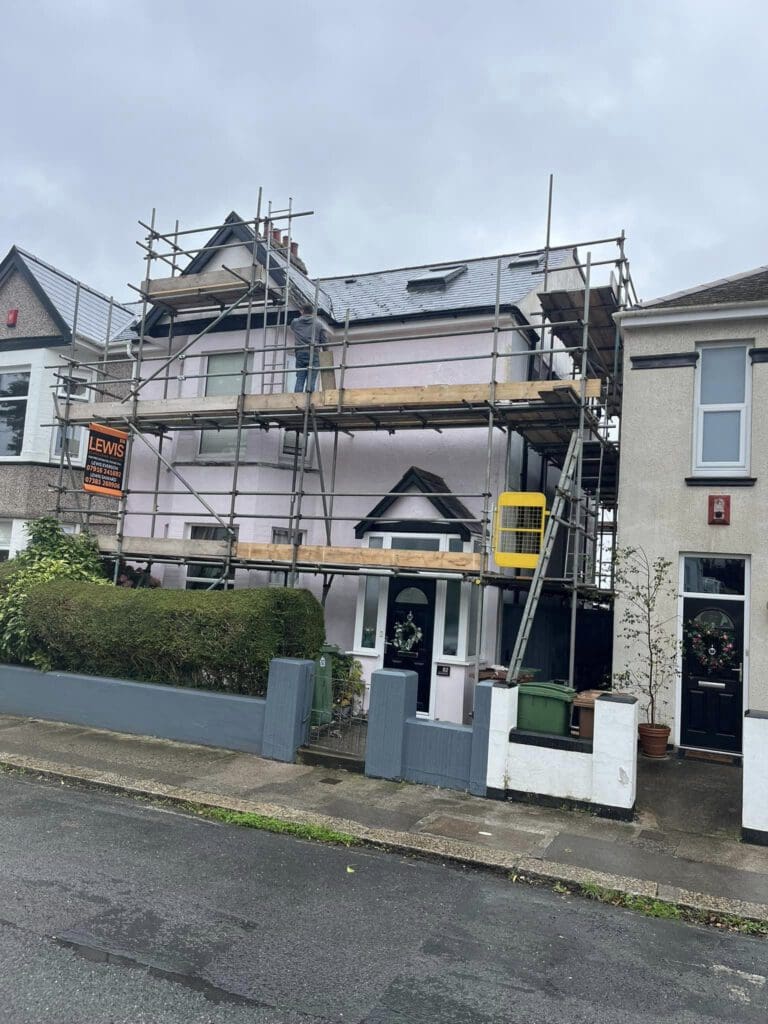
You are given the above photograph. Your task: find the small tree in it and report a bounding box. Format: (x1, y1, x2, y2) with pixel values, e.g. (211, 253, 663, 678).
(613, 546, 679, 726)
(0, 518, 107, 667)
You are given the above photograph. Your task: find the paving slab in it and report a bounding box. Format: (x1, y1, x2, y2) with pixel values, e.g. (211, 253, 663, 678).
(0, 713, 764, 923)
(542, 833, 768, 905)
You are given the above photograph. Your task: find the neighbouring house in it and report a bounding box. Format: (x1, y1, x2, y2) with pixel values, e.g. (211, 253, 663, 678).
(65, 211, 621, 723)
(0, 245, 135, 557)
(614, 264, 768, 756)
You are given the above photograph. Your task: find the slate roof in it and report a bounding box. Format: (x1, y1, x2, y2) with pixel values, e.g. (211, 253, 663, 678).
(643, 264, 768, 310)
(15, 247, 136, 344)
(145, 211, 576, 330)
(14, 248, 136, 345)
(354, 465, 481, 539)
(319, 248, 575, 324)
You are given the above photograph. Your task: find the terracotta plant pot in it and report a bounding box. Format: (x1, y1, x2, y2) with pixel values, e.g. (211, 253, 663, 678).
(638, 723, 671, 758)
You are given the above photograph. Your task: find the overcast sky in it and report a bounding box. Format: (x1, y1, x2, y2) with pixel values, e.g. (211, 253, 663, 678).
(2, 0, 766, 304)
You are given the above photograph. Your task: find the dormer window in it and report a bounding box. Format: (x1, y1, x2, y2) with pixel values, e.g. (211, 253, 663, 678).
(406, 265, 467, 291)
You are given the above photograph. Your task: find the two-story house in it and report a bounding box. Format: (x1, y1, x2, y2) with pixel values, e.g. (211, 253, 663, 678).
(65, 212, 619, 722)
(615, 265, 768, 756)
(0, 245, 135, 557)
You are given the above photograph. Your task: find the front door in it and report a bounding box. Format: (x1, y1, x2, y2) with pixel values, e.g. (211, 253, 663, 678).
(383, 578, 436, 713)
(681, 597, 743, 752)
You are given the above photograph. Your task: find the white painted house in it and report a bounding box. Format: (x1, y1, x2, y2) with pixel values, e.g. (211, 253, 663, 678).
(615, 264, 768, 755)
(0, 246, 134, 558)
(76, 213, 607, 723)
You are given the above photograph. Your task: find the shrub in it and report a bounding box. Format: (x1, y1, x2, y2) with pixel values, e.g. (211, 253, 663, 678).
(0, 518, 107, 666)
(330, 651, 364, 710)
(22, 581, 324, 695)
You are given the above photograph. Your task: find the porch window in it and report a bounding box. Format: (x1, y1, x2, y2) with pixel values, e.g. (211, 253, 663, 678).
(694, 345, 749, 475)
(358, 537, 383, 649)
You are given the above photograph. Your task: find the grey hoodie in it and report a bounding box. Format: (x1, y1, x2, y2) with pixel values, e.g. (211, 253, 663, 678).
(290, 314, 327, 349)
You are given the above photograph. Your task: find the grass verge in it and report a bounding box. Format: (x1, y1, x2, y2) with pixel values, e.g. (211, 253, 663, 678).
(187, 804, 361, 847)
(576, 880, 767, 936)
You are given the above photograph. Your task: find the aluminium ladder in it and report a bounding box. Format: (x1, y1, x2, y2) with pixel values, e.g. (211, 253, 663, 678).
(505, 430, 581, 683)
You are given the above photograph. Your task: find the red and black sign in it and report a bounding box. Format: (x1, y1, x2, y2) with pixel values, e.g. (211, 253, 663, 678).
(83, 423, 128, 498)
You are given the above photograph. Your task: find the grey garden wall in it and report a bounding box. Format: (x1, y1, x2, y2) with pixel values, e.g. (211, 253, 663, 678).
(0, 657, 315, 761)
(365, 669, 491, 795)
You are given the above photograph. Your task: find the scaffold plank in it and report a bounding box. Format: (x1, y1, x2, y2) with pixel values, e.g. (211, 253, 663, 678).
(67, 377, 602, 431)
(97, 536, 483, 573)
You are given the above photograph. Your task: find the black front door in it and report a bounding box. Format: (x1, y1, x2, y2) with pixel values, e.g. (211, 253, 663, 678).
(383, 578, 436, 713)
(681, 598, 744, 752)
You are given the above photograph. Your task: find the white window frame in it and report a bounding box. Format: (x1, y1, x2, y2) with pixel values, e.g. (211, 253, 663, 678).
(0, 366, 31, 460)
(52, 368, 90, 462)
(352, 532, 476, 663)
(693, 343, 750, 476)
(198, 351, 252, 460)
(0, 518, 11, 561)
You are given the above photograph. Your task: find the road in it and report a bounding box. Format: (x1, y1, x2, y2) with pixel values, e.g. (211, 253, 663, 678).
(0, 772, 765, 1023)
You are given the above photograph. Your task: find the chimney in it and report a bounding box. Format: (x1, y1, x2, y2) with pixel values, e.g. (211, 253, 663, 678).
(271, 228, 282, 247)
(289, 239, 308, 274)
(261, 218, 270, 240)
(281, 234, 289, 249)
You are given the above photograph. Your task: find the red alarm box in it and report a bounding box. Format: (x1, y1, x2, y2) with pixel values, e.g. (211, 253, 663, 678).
(6, 308, 18, 327)
(708, 494, 730, 525)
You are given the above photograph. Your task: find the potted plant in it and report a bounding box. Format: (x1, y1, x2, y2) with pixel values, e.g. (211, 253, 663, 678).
(613, 546, 678, 757)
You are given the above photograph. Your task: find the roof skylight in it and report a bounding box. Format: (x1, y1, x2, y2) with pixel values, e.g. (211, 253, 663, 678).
(406, 264, 467, 291)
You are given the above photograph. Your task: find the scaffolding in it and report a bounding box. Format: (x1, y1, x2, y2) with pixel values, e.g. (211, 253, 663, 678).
(51, 192, 639, 685)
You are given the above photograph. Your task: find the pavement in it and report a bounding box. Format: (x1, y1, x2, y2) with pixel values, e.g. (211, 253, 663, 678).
(0, 714, 766, 925)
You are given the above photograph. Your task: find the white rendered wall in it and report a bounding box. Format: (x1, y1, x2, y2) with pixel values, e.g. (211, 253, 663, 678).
(615, 314, 768, 737)
(742, 712, 768, 838)
(486, 688, 638, 811)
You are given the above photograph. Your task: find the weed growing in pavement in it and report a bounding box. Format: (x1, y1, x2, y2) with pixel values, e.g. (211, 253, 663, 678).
(190, 805, 361, 847)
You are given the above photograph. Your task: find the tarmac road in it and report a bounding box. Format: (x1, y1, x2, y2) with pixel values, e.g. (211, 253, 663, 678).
(0, 771, 765, 1024)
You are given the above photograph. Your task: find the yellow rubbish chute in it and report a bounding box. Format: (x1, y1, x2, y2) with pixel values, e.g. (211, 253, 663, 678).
(493, 492, 547, 569)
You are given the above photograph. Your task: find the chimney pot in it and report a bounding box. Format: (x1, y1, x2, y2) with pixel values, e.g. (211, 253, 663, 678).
(290, 241, 299, 256)
(271, 228, 282, 245)
(281, 234, 289, 248)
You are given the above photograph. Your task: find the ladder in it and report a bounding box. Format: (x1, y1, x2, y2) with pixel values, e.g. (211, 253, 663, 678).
(506, 430, 581, 683)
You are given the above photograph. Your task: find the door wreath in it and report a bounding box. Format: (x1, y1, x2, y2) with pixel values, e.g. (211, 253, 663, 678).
(685, 621, 736, 673)
(392, 611, 423, 653)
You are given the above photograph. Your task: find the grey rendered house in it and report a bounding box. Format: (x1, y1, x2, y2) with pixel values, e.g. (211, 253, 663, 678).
(0, 246, 134, 557)
(614, 265, 768, 755)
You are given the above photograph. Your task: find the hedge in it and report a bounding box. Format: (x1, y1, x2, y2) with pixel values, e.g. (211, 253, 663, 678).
(22, 581, 325, 697)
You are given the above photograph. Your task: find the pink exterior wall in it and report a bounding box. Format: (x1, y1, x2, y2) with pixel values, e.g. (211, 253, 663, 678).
(121, 260, 583, 720)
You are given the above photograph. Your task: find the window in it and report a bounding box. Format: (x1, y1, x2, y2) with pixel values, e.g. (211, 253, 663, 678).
(406, 265, 467, 291)
(57, 375, 89, 401)
(269, 526, 305, 585)
(694, 345, 749, 474)
(53, 374, 88, 459)
(199, 353, 248, 457)
(281, 430, 312, 467)
(358, 537, 383, 649)
(0, 370, 30, 457)
(683, 557, 745, 596)
(185, 524, 237, 590)
(54, 425, 82, 460)
(0, 520, 11, 561)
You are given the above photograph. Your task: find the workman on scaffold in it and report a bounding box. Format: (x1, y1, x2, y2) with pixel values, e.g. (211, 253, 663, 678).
(290, 303, 327, 392)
